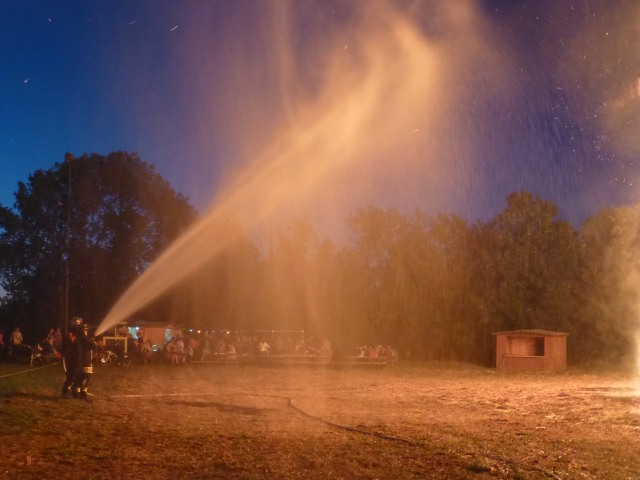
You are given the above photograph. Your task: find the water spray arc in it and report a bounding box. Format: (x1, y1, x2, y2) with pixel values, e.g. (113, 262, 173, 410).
(96, 5, 444, 335)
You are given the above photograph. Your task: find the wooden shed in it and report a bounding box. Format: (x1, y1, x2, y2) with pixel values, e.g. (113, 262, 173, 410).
(493, 329, 568, 372)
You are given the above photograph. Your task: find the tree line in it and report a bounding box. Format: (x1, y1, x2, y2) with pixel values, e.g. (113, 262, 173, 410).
(1, 152, 639, 368)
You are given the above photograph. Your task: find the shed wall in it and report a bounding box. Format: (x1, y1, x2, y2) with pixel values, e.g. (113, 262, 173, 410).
(495, 332, 567, 372)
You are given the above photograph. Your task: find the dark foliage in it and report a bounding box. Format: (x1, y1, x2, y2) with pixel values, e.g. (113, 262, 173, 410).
(0, 152, 196, 339)
(171, 192, 638, 368)
(1, 154, 638, 369)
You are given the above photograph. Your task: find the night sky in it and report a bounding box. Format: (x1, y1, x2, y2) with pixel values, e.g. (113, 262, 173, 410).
(2, 0, 640, 230)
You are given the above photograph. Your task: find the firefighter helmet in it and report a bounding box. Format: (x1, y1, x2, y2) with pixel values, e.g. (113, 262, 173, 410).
(71, 317, 84, 332)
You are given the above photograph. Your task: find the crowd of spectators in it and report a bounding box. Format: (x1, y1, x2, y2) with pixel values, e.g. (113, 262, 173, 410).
(100, 330, 397, 366)
(0, 324, 398, 366)
(0, 326, 64, 363)
(147, 332, 397, 365)
(354, 344, 398, 362)
(153, 331, 334, 365)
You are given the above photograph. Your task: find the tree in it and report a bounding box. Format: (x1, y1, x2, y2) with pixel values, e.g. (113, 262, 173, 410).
(577, 204, 640, 366)
(0, 152, 196, 339)
(343, 207, 431, 356)
(427, 214, 481, 362)
(479, 191, 582, 342)
(259, 217, 319, 332)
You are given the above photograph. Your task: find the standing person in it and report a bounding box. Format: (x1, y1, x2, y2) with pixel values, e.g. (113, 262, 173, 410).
(258, 339, 270, 356)
(200, 333, 211, 362)
(174, 336, 185, 365)
(10, 326, 23, 346)
(52, 328, 63, 353)
(72, 320, 96, 400)
(60, 319, 80, 397)
(139, 337, 152, 364)
(8, 326, 24, 359)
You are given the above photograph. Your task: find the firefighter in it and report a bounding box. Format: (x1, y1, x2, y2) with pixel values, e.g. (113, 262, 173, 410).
(72, 321, 96, 400)
(60, 318, 81, 397)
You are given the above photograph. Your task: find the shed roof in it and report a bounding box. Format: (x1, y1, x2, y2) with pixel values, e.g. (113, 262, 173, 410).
(492, 329, 569, 337)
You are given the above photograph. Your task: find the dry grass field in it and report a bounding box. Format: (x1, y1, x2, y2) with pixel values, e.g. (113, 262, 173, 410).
(1, 361, 639, 479)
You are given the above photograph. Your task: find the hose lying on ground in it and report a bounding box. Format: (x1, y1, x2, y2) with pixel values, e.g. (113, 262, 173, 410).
(286, 396, 562, 480)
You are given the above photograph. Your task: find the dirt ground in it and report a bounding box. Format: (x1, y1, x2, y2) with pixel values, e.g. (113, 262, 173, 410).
(0, 362, 638, 479)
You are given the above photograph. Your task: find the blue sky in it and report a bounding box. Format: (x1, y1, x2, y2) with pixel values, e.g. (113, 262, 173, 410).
(1, 1, 238, 211)
(2, 0, 640, 228)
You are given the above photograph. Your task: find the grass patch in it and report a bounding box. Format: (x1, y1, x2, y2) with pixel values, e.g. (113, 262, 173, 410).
(0, 363, 638, 479)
